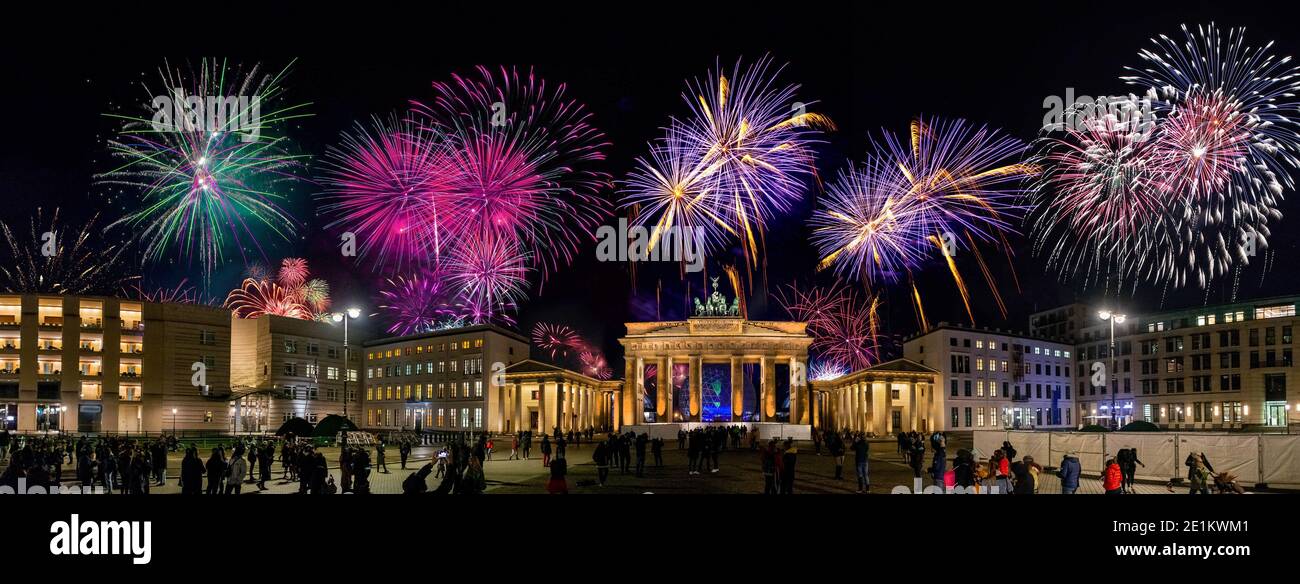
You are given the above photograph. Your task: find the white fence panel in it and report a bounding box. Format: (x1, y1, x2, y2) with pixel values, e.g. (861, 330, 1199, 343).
(1260, 435, 1300, 487)
(1049, 432, 1106, 474)
(1177, 434, 1260, 485)
(1007, 430, 1050, 466)
(972, 430, 1007, 460)
(1104, 432, 1179, 481)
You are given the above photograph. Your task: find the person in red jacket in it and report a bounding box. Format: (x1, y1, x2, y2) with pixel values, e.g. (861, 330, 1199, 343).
(1103, 458, 1123, 494)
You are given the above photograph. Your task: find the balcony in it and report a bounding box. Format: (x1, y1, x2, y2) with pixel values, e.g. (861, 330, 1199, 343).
(120, 371, 142, 380)
(0, 340, 18, 351)
(39, 316, 64, 328)
(0, 315, 19, 328)
(0, 367, 18, 376)
(80, 319, 103, 330)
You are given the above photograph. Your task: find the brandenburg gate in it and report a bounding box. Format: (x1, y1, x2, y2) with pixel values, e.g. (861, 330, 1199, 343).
(618, 282, 813, 436)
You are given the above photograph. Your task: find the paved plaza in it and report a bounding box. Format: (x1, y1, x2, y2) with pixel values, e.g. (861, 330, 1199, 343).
(9, 434, 1182, 494)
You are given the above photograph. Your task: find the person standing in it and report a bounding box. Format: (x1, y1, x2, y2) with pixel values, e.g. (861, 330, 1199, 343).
(851, 435, 870, 494)
(1103, 458, 1124, 495)
(1057, 451, 1081, 494)
(540, 435, 552, 468)
(761, 440, 778, 494)
(205, 448, 226, 495)
(509, 436, 519, 461)
(779, 439, 798, 494)
(376, 442, 389, 474)
(634, 433, 648, 477)
(399, 441, 411, 470)
(225, 451, 246, 495)
(1119, 448, 1145, 494)
(651, 437, 664, 468)
(180, 447, 204, 495)
(593, 440, 609, 486)
(829, 434, 846, 480)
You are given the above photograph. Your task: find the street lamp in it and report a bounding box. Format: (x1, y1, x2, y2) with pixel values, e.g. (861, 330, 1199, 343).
(1098, 310, 1126, 429)
(331, 307, 362, 448)
(171, 407, 178, 435)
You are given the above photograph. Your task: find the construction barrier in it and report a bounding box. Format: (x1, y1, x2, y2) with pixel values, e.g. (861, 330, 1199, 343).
(972, 429, 1300, 488)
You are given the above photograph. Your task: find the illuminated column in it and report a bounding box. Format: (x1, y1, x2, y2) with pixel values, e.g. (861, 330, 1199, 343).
(873, 380, 888, 435)
(512, 383, 523, 433)
(789, 356, 803, 424)
(761, 356, 776, 420)
(556, 379, 567, 433)
(910, 380, 919, 432)
(657, 357, 669, 421)
(730, 357, 743, 422)
(622, 358, 636, 428)
(689, 357, 701, 421)
(537, 381, 549, 434)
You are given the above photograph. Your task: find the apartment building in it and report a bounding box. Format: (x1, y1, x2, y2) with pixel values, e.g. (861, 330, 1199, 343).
(0, 294, 231, 433)
(360, 324, 529, 433)
(230, 314, 361, 432)
(903, 323, 1076, 430)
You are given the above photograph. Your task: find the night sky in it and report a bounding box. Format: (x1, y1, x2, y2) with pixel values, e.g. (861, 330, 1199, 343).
(3, 2, 1299, 365)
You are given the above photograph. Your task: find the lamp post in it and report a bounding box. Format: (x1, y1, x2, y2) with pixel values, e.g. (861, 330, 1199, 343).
(332, 308, 362, 448)
(171, 407, 178, 435)
(1098, 310, 1126, 430)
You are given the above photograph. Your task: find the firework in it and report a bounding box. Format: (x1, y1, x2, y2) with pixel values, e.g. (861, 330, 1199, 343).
(126, 279, 201, 304)
(225, 278, 310, 319)
(809, 361, 848, 382)
(531, 322, 584, 359)
(810, 159, 934, 283)
(278, 257, 310, 288)
(1030, 102, 1179, 288)
(531, 321, 612, 379)
(625, 56, 831, 270)
(414, 65, 612, 280)
(621, 124, 734, 258)
(776, 282, 880, 371)
(300, 278, 331, 312)
(375, 273, 453, 335)
(0, 208, 136, 295)
(318, 114, 458, 271)
(98, 58, 308, 280)
(579, 350, 613, 380)
(1034, 23, 1300, 290)
(225, 257, 333, 321)
(444, 233, 529, 323)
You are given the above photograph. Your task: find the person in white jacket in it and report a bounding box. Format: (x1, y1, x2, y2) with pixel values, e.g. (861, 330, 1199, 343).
(225, 451, 248, 495)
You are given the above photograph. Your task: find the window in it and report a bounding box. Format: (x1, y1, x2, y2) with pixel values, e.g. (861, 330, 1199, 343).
(198, 330, 217, 345)
(964, 407, 972, 427)
(951, 407, 959, 427)
(977, 407, 986, 427)
(1255, 304, 1296, 320)
(284, 362, 298, 376)
(326, 366, 339, 380)
(284, 339, 298, 353)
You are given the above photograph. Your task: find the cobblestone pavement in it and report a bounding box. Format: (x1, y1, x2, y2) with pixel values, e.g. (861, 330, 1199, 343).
(16, 438, 1183, 495)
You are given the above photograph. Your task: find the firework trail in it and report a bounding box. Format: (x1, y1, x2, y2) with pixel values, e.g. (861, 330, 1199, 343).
(98, 58, 309, 282)
(225, 257, 331, 320)
(531, 321, 612, 379)
(125, 279, 202, 304)
(809, 361, 848, 382)
(776, 281, 880, 372)
(0, 208, 137, 295)
(318, 114, 458, 271)
(1037, 24, 1300, 291)
(414, 65, 612, 281)
(623, 56, 831, 276)
(375, 272, 455, 335)
(444, 232, 529, 324)
(532, 322, 584, 359)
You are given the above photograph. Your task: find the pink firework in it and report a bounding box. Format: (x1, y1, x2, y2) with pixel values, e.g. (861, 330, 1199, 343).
(376, 272, 453, 335)
(579, 351, 613, 380)
(1154, 92, 1250, 203)
(278, 257, 310, 288)
(531, 322, 584, 359)
(414, 65, 612, 280)
(318, 114, 459, 271)
(445, 233, 529, 324)
(777, 282, 880, 371)
(225, 278, 310, 320)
